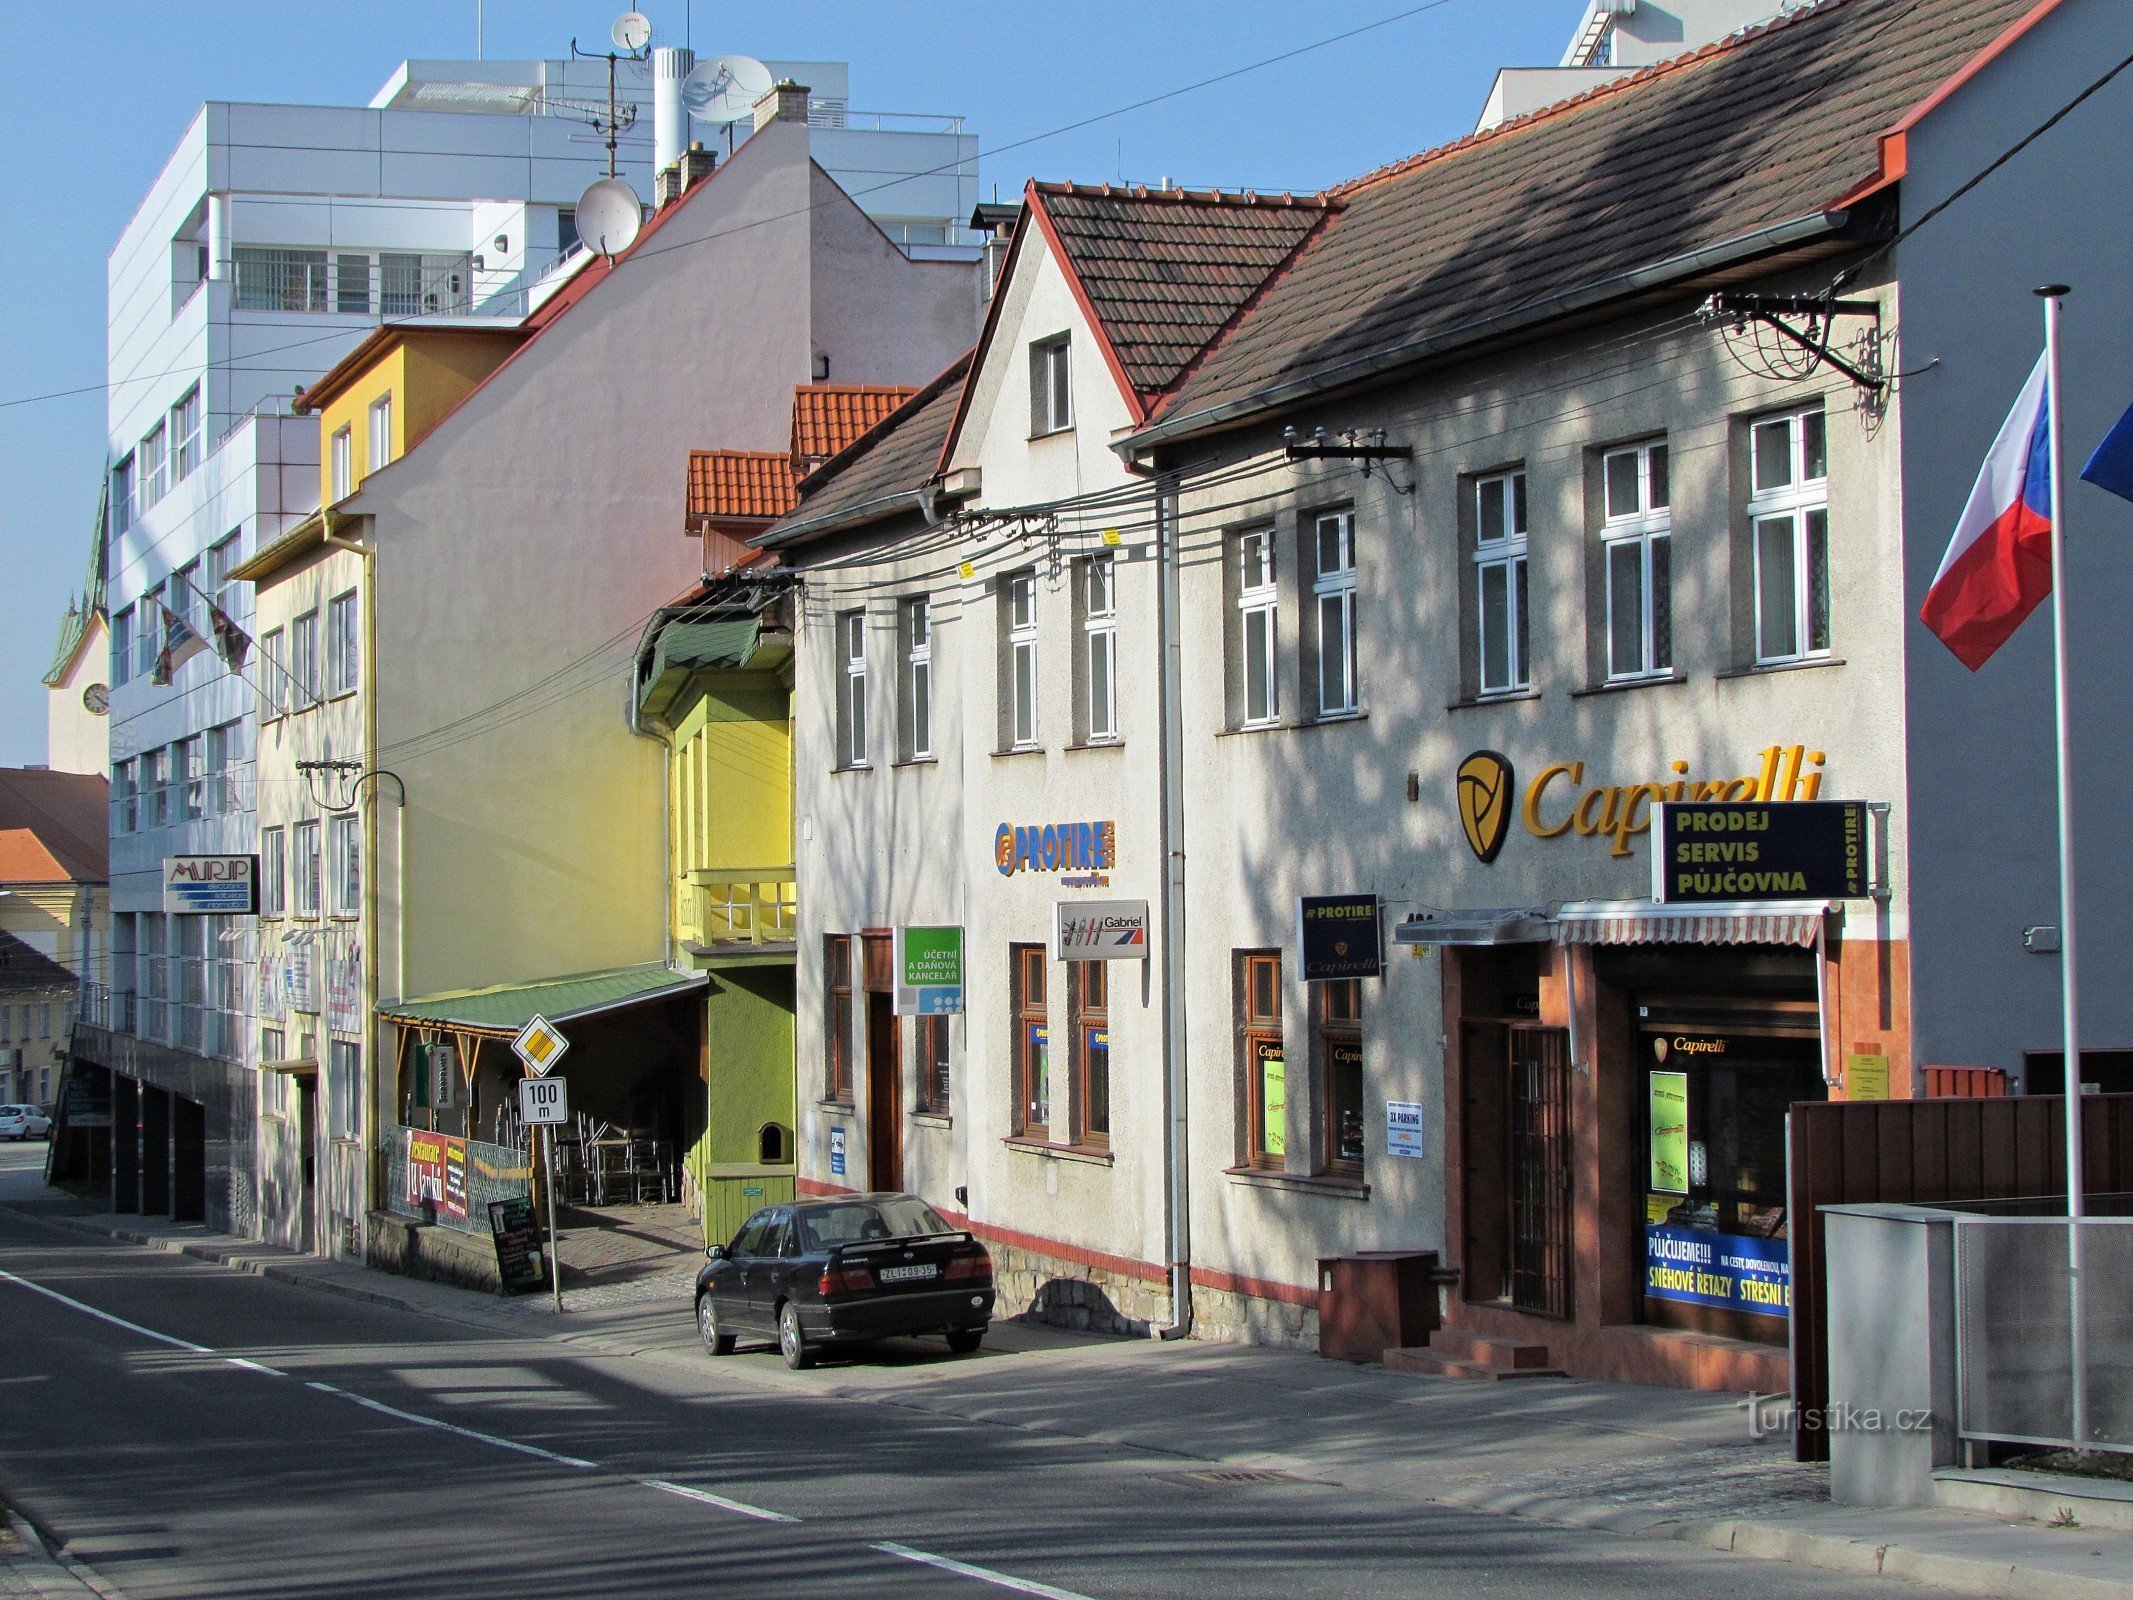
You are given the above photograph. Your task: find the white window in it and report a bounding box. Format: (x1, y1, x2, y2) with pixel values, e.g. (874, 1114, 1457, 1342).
(172, 386, 202, 480)
(173, 560, 201, 631)
(140, 584, 166, 678)
(1006, 569, 1038, 748)
(206, 532, 241, 613)
(1030, 336, 1072, 436)
(368, 394, 393, 472)
(260, 827, 287, 917)
(899, 596, 932, 761)
(838, 610, 868, 767)
(259, 627, 286, 716)
(1748, 407, 1830, 664)
(177, 736, 203, 821)
(334, 252, 372, 315)
(1236, 528, 1279, 728)
(1474, 470, 1530, 696)
(112, 607, 134, 687)
(330, 427, 353, 502)
(327, 590, 359, 696)
(330, 814, 361, 917)
(1312, 511, 1359, 716)
(111, 455, 135, 536)
(1082, 554, 1118, 742)
(205, 721, 242, 814)
(291, 609, 318, 707)
(294, 821, 322, 917)
(113, 759, 136, 834)
(1601, 441, 1672, 680)
(140, 423, 168, 507)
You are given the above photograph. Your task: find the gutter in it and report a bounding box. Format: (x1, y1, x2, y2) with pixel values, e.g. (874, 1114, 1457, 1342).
(752, 487, 938, 552)
(1117, 209, 1848, 458)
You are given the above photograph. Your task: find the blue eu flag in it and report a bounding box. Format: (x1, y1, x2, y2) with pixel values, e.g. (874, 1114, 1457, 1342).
(2082, 404, 2133, 502)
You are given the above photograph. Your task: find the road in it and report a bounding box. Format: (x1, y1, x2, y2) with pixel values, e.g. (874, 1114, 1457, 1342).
(0, 1143, 1933, 1599)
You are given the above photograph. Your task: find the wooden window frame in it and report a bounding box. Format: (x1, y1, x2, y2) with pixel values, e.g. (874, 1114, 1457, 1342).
(914, 1014, 950, 1115)
(825, 935, 854, 1104)
(1011, 943, 1049, 1138)
(1236, 950, 1284, 1169)
(1070, 960, 1110, 1148)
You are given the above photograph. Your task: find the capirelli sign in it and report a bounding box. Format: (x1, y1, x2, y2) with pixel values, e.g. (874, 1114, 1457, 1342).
(162, 854, 260, 915)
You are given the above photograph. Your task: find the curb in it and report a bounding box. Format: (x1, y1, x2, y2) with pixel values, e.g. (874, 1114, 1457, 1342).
(15, 1204, 2133, 1600)
(4, 1510, 119, 1600)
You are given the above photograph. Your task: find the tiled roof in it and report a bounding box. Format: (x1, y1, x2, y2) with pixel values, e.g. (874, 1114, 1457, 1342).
(1148, 0, 2045, 438)
(791, 385, 918, 464)
(1031, 183, 1333, 401)
(687, 450, 798, 525)
(756, 352, 974, 548)
(0, 769, 108, 884)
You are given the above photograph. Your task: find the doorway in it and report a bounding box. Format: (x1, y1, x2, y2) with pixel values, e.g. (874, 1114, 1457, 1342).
(1507, 1026, 1574, 1319)
(173, 1097, 206, 1223)
(296, 1076, 318, 1254)
(866, 992, 902, 1192)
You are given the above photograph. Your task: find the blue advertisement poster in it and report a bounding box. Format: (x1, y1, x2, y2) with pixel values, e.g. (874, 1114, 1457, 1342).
(1644, 1224, 1790, 1315)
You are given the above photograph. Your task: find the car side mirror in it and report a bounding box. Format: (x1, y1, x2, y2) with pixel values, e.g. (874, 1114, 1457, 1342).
(705, 1244, 726, 1261)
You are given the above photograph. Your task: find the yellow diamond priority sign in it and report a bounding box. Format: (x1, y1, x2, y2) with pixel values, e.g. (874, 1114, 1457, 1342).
(511, 1013, 569, 1076)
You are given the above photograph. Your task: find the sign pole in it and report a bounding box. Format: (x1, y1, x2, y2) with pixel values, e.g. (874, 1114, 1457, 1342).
(2039, 284, 2087, 1448)
(543, 1121, 562, 1314)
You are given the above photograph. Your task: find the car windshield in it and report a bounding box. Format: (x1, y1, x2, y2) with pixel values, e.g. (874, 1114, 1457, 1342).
(796, 1199, 952, 1253)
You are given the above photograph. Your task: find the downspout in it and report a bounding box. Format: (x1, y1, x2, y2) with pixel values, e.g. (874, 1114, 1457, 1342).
(1154, 477, 1192, 1338)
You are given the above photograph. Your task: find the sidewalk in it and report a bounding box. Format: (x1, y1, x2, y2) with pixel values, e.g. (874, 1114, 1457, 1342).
(0, 1509, 111, 1600)
(14, 1190, 2133, 1600)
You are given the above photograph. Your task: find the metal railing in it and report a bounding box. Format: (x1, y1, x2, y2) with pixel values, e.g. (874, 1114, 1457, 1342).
(231, 248, 474, 318)
(383, 1130, 532, 1237)
(681, 867, 796, 948)
(1955, 1215, 2133, 1453)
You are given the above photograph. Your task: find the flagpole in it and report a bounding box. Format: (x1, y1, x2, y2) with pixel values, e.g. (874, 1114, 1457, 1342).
(2038, 282, 2087, 1449)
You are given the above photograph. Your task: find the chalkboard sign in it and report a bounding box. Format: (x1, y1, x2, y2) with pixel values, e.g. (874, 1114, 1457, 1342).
(488, 1197, 548, 1295)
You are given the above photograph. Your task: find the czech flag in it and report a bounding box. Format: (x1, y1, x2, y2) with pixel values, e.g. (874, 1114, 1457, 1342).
(1920, 351, 2053, 670)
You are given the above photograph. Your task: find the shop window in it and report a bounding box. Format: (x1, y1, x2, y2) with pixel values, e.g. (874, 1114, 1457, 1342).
(1471, 469, 1530, 696)
(1000, 569, 1038, 750)
(1746, 406, 1830, 664)
(1075, 554, 1118, 743)
(1236, 951, 1284, 1168)
(1319, 979, 1364, 1178)
(914, 1014, 950, 1115)
(898, 595, 931, 760)
(836, 609, 868, 767)
(1011, 944, 1049, 1138)
(825, 936, 853, 1104)
(1310, 510, 1358, 717)
(1600, 440, 1672, 681)
(1070, 961, 1109, 1148)
(1029, 334, 1072, 436)
(1231, 525, 1279, 728)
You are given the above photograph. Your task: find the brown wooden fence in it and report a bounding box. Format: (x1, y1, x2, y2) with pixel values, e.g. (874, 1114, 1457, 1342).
(1788, 1093, 2133, 1461)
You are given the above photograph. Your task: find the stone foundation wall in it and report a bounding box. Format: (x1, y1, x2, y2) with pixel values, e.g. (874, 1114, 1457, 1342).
(367, 1209, 500, 1292)
(987, 1239, 1319, 1350)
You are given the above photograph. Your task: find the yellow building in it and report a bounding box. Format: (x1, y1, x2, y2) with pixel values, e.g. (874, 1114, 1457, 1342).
(230, 325, 523, 1257)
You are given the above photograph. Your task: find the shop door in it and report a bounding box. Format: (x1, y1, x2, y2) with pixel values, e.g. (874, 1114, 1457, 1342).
(1507, 1027, 1573, 1319)
(296, 1077, 318, 1255)
(866, 992, 902, 1192)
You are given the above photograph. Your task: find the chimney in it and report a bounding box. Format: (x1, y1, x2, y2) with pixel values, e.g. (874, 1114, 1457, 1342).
(652, 46, 696, 176)
(656, 142, 719, 209)
(753, 80, 811, 133)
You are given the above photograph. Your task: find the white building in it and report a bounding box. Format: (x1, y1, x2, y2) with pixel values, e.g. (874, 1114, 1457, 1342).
(76, 37, 980, 1236)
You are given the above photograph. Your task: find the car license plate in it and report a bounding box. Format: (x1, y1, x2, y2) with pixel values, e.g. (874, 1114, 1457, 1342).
(876, 1263, 938, 1283)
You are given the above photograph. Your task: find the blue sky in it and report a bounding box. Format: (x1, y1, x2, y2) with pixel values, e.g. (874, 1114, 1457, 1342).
(0, 0, 1573, 764)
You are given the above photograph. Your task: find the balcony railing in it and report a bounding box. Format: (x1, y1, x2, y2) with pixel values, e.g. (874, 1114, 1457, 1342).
(682, 868, 796, 949)
(231, 247, 474, 318)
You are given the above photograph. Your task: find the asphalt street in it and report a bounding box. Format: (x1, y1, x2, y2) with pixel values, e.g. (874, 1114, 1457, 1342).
(0, 1144, 1941, 1599)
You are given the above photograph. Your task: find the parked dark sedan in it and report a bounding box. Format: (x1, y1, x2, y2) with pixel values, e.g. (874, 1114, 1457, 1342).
(694, 1193, 994, 1369)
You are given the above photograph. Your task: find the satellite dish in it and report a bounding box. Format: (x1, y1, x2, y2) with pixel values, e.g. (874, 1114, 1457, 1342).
(682, 55, 774, 124)
(575, 177, 643, 257)
(611, 10, 652, 53)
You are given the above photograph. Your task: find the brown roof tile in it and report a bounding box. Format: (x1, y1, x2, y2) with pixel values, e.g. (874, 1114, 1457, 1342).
(686, 451, 798, 526)
(1150, 0, 2043, 436)
(0, 768, 107, 884)
(790, 385, 918, 464)
(1031, 183, 1333, 401)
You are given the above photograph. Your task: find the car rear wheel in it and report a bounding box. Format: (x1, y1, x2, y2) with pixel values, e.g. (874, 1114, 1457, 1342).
(778, 1301, 813, 1370)
(946, 1328, 984, 1355)
(698, 1294, 735, 1356)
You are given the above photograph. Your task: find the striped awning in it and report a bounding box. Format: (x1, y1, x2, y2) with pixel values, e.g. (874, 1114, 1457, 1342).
(1554, 900, 1832, 948)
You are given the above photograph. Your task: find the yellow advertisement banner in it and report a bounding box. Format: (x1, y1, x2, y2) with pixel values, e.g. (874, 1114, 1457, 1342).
(1649, 1070, 1689, 1194)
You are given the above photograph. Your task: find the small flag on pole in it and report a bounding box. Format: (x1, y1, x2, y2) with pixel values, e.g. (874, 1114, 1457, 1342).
(1920, 351, 2053, 671)
(2080, 402, 2133, 503)
(149, 601, 210, 686)
(206, 599, 252, 670)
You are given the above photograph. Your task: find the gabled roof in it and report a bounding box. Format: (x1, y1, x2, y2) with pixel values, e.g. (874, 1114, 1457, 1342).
(0, 768, 108, 885)
(293, 324, 529, 414)
(755, 351, 974, 549)
(791, 385, 917, 465)
(1137, 0, 2050, 446)
(687, 451, 799, 528)
(0, 930, 76, 998)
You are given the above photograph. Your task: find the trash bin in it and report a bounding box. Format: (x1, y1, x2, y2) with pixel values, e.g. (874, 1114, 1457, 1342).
(1317, 1249, 1441, 1363)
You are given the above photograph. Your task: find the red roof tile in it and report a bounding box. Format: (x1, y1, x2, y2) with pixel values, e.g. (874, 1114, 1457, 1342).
(790, 386, 918, 465)
(687, 451, 798, 526)
(0, 769, 107, 884)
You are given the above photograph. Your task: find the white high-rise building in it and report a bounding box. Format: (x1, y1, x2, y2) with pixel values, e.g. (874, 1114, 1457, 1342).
(71, 41, 979, 1236)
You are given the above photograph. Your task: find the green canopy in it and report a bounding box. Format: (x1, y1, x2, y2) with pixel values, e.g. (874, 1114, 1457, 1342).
(377, 963, 706, 1037)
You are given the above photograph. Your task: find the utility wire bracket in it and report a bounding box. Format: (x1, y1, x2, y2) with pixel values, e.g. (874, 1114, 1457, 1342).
(1699, 291, 1889, 394)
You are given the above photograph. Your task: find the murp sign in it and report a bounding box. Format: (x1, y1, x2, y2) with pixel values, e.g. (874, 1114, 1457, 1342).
(1644, 1223, 1790, 1315)
(163, 854, 259, 914)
